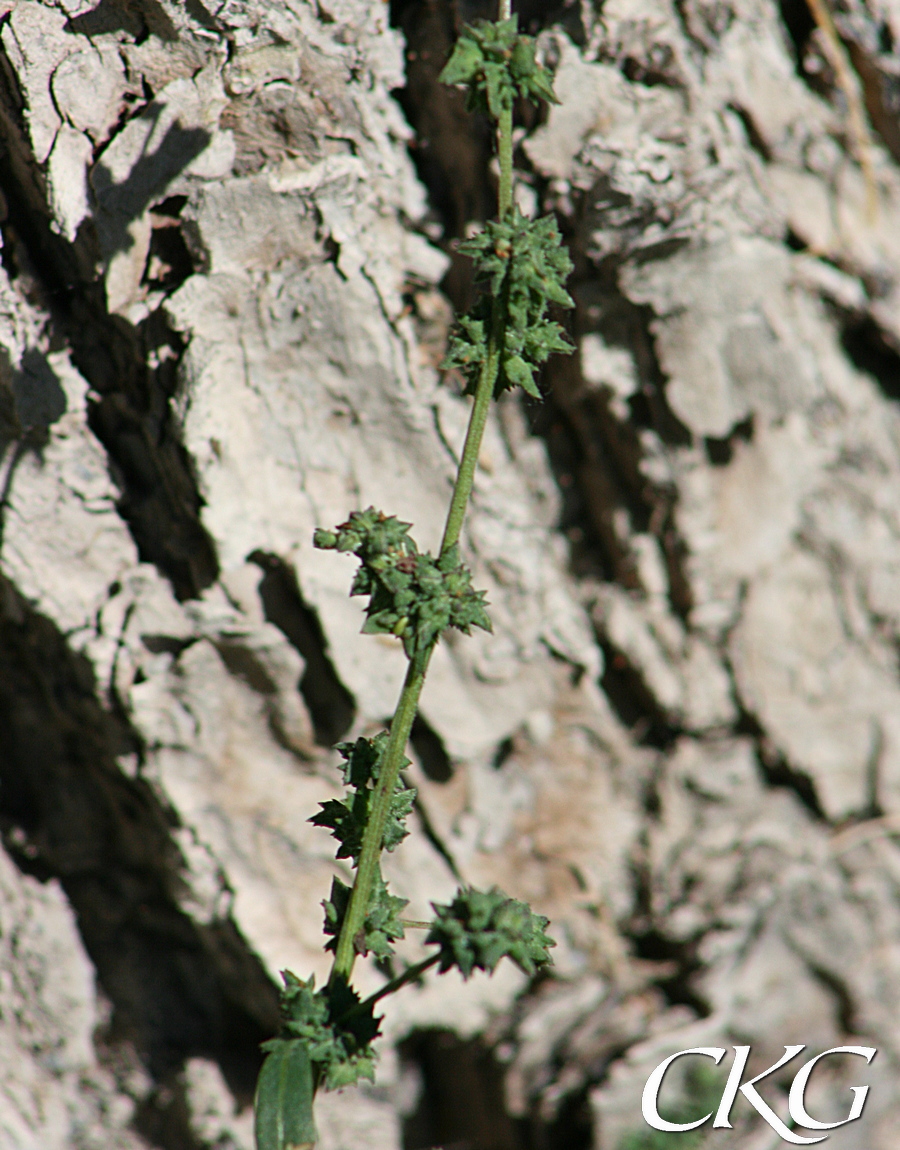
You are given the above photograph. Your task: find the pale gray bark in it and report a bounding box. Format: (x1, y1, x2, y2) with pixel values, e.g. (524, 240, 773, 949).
(0, 0, 899, 1148)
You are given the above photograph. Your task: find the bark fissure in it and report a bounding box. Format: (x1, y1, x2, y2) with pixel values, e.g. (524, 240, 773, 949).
(0, 576, 279, 1113)
(0, 41, 218, 600)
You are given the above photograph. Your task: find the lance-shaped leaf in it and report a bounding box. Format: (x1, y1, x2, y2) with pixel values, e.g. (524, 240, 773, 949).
(254, 1040, 316, 1150)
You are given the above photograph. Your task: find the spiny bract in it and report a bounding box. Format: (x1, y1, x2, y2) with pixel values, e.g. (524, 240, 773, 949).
(322, 869, 408, 960)
(268, 972, 380, 1090)
(427, 886, 556, 978)
(439, 16, 558, 117)
(310, 733, 416, 862)
(314, 509, 491, 665)
(444, 211, 574, 399)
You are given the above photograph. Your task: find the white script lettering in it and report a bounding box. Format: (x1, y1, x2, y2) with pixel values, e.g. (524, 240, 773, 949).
(641, 1045, 876, 1143)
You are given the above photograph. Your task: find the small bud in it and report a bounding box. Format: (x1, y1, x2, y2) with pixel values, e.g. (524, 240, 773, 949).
(313, 529, 338, 549)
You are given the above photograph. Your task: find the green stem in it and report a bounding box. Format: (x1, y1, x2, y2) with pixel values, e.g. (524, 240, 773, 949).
(342, 953, 441, 1024)
(328, 9, 518, 993)
(439, 335, 501, 556)
(330, 656, 427, 983)
(439, 99, 515, 557)
(497, 105, 513, 220)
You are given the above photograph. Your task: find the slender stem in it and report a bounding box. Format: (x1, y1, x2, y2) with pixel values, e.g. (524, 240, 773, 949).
(328, 0, 518, 994)
(439, 339, 500, 556)
(439, 97, 515, 557)
(356, 952, 439, 1016)
(330, 656, 428, 982)
(497, 105, 513, 220)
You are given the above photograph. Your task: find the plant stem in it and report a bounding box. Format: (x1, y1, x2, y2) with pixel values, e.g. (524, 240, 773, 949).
(328, 13, 518, 993)
(343, 954, 442, 1023)
(330, 657, 427, 982)
(439, 106, 516, 556)
(439, 333, 502, 556)
(497, 105, 513, 220)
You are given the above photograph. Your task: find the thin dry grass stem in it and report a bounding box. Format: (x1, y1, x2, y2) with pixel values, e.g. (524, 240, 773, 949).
(804, 0, 878, 221)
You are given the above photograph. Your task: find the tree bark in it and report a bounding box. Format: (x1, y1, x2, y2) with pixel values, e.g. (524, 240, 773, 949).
(1, 0, 899, 1147)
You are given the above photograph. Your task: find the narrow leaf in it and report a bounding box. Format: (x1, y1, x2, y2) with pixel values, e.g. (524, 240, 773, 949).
(254, 1041, 317, 1150)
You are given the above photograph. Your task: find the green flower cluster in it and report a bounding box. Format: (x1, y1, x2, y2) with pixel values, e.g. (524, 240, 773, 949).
(427, 886, 555, 978)
(314, 508, 491, 667)
(444, 211, 574, 399)
(311, 735, 413, 959)
(312, 506, 413, 558)
(439, 16, 557, 117)
(310, 734, 416, 861)
(322, 870, 407, 961)
(265, 972, 380, 1091)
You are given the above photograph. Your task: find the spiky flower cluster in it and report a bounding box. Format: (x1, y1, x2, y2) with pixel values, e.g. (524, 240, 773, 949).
(314, 508, 491, 667)
(269, 972, 380, 1090)
(322, 870, 407, 961)
(427, 886, 556, 978)
(311, 734, 413, 960)
(311, 734, 416, 862)
(444, 211, 574, 399)
(439, 16, 558, 117)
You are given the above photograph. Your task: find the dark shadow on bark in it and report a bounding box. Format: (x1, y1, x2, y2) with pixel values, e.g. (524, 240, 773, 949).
(777, 0, 816, 74)
(703, 413, 754, 467)
(0, 576, 279, 1119)
(0, 346, 69, 547)
(400, 1027, 594, 1150)
(0, 40, 219, 601)
(627, 854, 712, 1017)
(532, 282, 693, 616)
(65, 0, 179, 42)
(91, 111, 210, 260)
(597, 636, 682, 751)
(841, 314, 900, 403)
(411, 712, 454, 782)
(248, 550, 356, 746)
(734, 708, 828, 821)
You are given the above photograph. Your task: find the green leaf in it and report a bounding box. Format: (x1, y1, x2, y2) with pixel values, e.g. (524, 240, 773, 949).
(439, 18, 557, 115)
(427, 886, 555, 979)
(254, 1040, 316, 1150)
(438, 36, 484, 86)
(310, 791, 369, 861)
(503, 354, 541, 398)
(279, 971, 380, 1091)
(310, 733, 416, 864)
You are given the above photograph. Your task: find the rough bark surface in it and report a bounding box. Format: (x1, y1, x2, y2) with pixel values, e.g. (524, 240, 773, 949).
(1, 0, 900, 1148)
